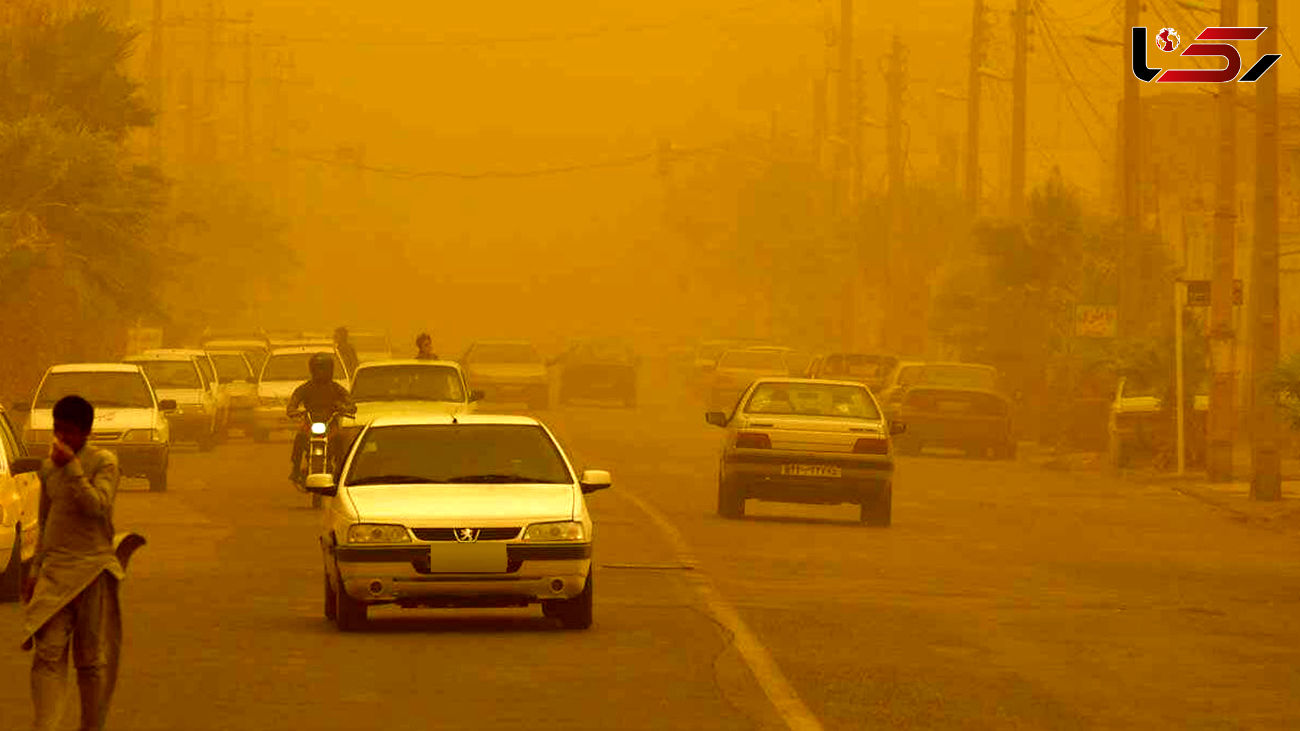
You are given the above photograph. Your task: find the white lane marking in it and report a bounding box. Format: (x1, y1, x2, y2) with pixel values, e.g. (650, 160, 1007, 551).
(617, 490, 825, 731)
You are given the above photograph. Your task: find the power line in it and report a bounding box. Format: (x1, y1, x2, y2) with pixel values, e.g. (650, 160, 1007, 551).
(1031, 5, 1106, 156)
(266, 0, 804, 48)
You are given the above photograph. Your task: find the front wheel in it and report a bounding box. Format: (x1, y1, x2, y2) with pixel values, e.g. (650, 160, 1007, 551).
(335, 575, 367, 631)
(324, 572, 337, 621)
(717, 476, 745, 519)
(148, 468, 168, 493)
(548, 572, 593, 630)
(860, 483, 892, 527)
(0, 525, 24, 601)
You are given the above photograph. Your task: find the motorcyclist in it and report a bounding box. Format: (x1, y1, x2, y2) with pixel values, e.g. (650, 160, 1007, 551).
(415, 332, 438, 360)
(334, 326, 359, 376)
(287, 353, 355, 482)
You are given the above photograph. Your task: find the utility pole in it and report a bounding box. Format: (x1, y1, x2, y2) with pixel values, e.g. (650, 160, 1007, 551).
(198, 0, 216, 165)
(1010, 0, 1029, 218)
(1119, 0, 1142, 338)
(148, 0, 164, 168)
(1250, 2, 1282, 501)
(835, 0, 856, 350)
(242, 11, 254, 162)
(964, 0, 986, 213)
(884, 36, 906, 352)
(1208, 0, 1239, 483)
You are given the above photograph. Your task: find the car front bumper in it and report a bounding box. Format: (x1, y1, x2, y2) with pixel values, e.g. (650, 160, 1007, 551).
(723, 449, 892, 504)
(27, 440, 168, 477)
(333, 543, 592, 606)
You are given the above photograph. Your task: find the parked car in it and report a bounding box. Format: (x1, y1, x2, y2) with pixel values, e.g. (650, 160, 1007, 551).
(0, 403, 42, 601)
(705, 378, 901, 525)
(305, 413, 610, 631)
(350, 332, 393, 364)
(460, 340, 550, 410)
(338, 360, 481, 444)
(16, 363, 174, 491)
(251, 346, 350, 442)
(553, 338, 639, 407)
(206, 349, 259, 438)
(878, 362, 1016, 459)
(125, 351, 220, 450)
(708, 348, 790, 411)
(1109, 375, 1208, 468)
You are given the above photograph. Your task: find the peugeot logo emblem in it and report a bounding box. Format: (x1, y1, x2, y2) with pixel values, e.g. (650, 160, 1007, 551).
(454, 528, 480, 543)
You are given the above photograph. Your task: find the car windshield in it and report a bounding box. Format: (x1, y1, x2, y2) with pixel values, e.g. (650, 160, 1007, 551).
(351, 334, 389, 352)
(717, 350, 786, 371)
(744, 383, 881, 419)
(346, 424, 572, 485)
(467, 343, 540, 364)
(261, 352, 345, 382)
(128, 360, 201, 389)
(35, 371, 154, 409)
(209, 353, 252, 382)
(898, 364, 998, 390)
(351, 365, 465, 402)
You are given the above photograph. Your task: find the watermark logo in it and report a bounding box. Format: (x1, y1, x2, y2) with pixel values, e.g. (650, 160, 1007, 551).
(1132, 26, 1281, 83)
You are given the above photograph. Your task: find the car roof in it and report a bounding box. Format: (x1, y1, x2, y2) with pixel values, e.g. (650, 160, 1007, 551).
(368, 413, 541, 428)
(354, 359, 461, 370)
(203, 338, 268, 347)
(751, 377, 873, 389)
(125, 352, 201, 363)
(139, 348, 208, 358)
(48, 363, 143, 374)
(205, 349, 249, 357)
(268, 346, 339, 355)
(899, 361, 996, 370)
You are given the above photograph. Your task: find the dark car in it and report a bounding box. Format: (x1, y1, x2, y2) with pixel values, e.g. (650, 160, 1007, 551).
(878, 361, 1016, 459)
(809, 353, 900, 393)
(554, 339, 639, 407)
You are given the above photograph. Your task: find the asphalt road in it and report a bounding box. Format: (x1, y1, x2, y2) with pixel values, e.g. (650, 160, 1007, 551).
(4, 363, 1300, 730)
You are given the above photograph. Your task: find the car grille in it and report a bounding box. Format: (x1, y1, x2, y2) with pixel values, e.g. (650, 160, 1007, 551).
(412, 527, 521, 541)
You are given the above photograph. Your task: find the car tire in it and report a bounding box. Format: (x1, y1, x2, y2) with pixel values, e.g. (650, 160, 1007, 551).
(0, 525, 24, 602)
(148, 468, 168, 493)
(335, 574, 367, 631)
(717, 476, 745, 519)
(860, 484, 892, 527)
(553, 572, 593, 630)
(324, 572, 337, 621)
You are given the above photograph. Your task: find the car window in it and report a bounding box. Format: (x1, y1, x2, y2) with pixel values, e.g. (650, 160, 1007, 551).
(209, 353, 253, 382)
(195, 356, 216, 387)
(346, 424, 572, 485)
(36, 372, 154, 409)
(744, 383, 880, 419)
(352, 366, 465, 402)
(128, 360, 202, 389)
(717, 350, 786, 371)
(261, 352, 346, 382)
(466, 343, 541, 364)
(0, 412, 20, 470)
(242, 348, 268, 372)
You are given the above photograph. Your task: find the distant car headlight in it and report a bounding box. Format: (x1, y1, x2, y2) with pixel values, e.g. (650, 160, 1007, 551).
(521, 521, 586, 542)
(122, 429, 161, 443)
(346, 524, 411, 543)
(23, 428, 52, 444)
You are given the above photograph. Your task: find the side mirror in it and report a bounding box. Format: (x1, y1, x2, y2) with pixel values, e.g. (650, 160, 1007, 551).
(304, 473, 337, 495)
(12, 456, 42, 475)
(469, 390, 485, 403)
(159, 399, 177, 412)
(11, 401, 31, 412)
(890, 421, 907, 436)
(579, 469, 611, 494)
(705, 411, 728, 427)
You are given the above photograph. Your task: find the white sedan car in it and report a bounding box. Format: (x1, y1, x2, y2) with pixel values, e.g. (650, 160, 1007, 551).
(307, 414, 610, 631)
(337, 360, 482, 445)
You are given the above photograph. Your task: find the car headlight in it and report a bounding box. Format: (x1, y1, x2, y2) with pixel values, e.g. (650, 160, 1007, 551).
(23, 428, 52, 444)
(123, 429, 160, 443)
(346, 524, 411, 543)
(521, 521, 586, 542)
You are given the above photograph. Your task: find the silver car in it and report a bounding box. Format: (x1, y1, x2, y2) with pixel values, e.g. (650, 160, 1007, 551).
(705, 378, 904, 526)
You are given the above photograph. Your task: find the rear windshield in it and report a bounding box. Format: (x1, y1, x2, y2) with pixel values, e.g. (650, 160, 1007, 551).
(346, 424, 572, 485)
(351, 365, 465, 402)
(261, 352, 346, 382)
(127, 360, 202, 389)
(897, 364, 998, 391)
(209, 353, 252, 382)
(36, 372, 154, 409)
(744, 382, 881, 419)
(822, 354, 896, 378)
(466, 343, 540, 364)
(717, 350, 786, 371)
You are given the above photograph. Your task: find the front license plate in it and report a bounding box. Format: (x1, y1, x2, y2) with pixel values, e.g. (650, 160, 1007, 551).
(781, 464, 842, 478)
(428, 543, 507, 573)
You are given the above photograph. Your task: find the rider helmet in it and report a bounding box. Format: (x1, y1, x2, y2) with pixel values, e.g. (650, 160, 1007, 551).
(308, 352, 334, 381)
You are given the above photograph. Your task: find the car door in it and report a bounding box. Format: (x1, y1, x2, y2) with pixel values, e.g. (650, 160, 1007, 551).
(0, 411, 40, 564)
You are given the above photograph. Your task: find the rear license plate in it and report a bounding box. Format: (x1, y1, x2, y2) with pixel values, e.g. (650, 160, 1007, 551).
(428, 543, 507, 573)
(781, 464, 842, 478)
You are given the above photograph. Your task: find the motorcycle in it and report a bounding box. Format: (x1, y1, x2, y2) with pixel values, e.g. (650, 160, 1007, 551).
(289, 405, 355, 508)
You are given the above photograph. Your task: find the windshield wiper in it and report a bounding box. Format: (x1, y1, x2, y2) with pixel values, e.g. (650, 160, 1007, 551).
(443, 474, 554, 484)
(347, 475, 434, 486)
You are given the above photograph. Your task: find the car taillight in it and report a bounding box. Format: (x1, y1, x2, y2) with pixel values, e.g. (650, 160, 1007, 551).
(734, 432, 771, 449)
(853, 437, 888, 454)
